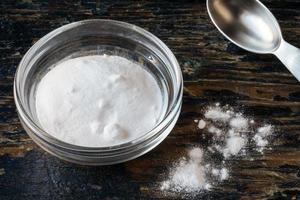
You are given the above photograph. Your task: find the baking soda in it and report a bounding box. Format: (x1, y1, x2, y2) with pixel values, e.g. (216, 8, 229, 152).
(204, 106, 232, 122)
(223, 135, 246, 158)
(208, 125, 222, 136)
(161, 104, 274, 193)
(229, 116, 248, 130)
(254, 125, 273, 152)
(161, 148, 211, 193)
(35, 55, 162, 147)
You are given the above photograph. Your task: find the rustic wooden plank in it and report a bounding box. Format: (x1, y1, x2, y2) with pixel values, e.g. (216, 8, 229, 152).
(1, 0, 300, 199)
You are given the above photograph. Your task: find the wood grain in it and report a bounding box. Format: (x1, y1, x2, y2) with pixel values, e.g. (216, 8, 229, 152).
(1, 0, 300, 199)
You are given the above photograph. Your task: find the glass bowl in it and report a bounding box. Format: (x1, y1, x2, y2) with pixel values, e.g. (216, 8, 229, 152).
(14, 19, 183, 165)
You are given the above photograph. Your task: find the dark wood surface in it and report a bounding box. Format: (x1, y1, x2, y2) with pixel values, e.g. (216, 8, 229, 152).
(1, 0, 300, 199)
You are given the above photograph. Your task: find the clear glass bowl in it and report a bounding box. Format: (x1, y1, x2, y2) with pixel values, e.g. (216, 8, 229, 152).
(14, 19, 183, 165)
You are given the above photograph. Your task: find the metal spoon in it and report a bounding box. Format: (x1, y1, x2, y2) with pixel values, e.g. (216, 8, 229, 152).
(207, 0, 300, 81)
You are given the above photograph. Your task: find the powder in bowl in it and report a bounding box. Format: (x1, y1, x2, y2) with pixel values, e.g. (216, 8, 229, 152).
(35, 55, 163, 147)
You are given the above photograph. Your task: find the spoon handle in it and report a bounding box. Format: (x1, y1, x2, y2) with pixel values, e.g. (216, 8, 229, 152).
(274, 40, 300, 81)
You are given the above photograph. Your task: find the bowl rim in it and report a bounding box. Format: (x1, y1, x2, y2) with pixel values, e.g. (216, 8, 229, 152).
(14, 19, 183, 152)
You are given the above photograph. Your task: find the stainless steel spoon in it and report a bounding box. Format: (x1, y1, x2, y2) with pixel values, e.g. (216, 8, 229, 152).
(207, 0, 300, 81)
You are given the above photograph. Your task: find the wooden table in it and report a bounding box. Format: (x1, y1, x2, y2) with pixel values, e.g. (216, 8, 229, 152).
(1, 0, 300, 199)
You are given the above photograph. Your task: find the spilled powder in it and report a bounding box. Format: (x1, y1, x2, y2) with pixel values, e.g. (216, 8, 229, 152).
(161, 148, 210, 192)
(161, 104, 274, 194)
(223, 136, 246, 158)
(254, 125, 273, 152)
(208, 125, 222, 136)
(204, 106, 232, 122)
(229, 115, 248, 130)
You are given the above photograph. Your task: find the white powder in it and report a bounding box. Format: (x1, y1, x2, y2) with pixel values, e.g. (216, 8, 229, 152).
(204, 106, 232, 122)
(211, 168, 219, 176)
(35, 55, 162, 147)
(161, 104, 275, 194)
(229, 116, 248, 130)
(257, 125, 273, 137)
(208, 125, 222, 137)
(197, 120, 206, 129)
(254, 125, 273, 152)
(161, 148, 211, 193)
(189, 147, 204, 160)
(211, 168, 228, 181)
(254, 135, 268, 148)
(223, 136, 246, 158)
(219, 168, 229, 180)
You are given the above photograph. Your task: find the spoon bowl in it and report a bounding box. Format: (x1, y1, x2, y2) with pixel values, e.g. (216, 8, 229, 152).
(207, 0, 282, 53)
(207, 0, 300, 81)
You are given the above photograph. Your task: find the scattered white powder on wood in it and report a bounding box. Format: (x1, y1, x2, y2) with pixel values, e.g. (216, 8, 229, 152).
(189, 147, 204, 160)
(229, 116, 248, 130)
(212, 168, 219, 176)
(161, 104, 275, 194)
(35, 55, 162, 147)
(161, 148, 211, 192)
(227, 129, 236, 137)
(197, 120, 206, 129)
(170, 161, 206, 192)
(223, 136, 246, 158)
(208, 126, 222, 137)
(254, 125, 273, 152)
(254, 135, 268, 148)
(214, 144, 223, 152)
(211, 168, 229, 181)
(204, 106, 233, 122)
(257, 125, 273, 137)
(219, 168, 229, 181)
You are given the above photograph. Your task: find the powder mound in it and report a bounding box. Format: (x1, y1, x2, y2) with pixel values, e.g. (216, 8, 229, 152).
(35, 55, 162, 147)
(161, 148, 210, 193)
